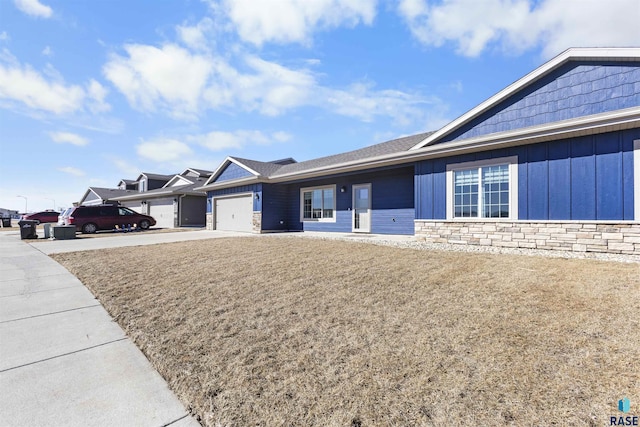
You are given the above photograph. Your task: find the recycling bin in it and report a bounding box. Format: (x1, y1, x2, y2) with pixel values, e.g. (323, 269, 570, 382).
(18, 220, 38, 239)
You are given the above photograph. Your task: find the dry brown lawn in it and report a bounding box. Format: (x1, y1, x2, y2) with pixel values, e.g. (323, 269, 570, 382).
(52, 237, 640, 426)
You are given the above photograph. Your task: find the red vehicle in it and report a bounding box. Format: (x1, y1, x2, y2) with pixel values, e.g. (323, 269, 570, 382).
(66, 204, 156, 233)
(22, 211, 59, 224)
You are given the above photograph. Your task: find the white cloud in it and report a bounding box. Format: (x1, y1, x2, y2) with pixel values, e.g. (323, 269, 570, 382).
(103, 38, 444, 128)
(42, 46, 53, 56)
(177, 18, 214, 51)
(0, 53, 84, 114)
(136, 138, 193, 162)
(14, 0, 52, 18)
(58, 166, 85, 177)
(190, 130, 292, 152)
(103, 44, 213, 119)
(221, 0, 377, 46)
(0, 32, 10, 42)
(204, 54, 317, 116)
(49, 131, 89, 146)
(0, 50, 111, 115)
(398, 0, 640, 58)
(320, 80, 450, 129)
(86, 79, 110, 113)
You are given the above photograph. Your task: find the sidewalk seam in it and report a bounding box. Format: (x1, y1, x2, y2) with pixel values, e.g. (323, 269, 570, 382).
(0, 337, 128, 373)
(0, 304, 101, 323)
(0, 285, 84, 299)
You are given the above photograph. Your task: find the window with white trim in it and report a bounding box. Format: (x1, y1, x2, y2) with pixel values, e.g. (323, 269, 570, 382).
(300, 185, 335, 221)
(447, 156, 518, 220)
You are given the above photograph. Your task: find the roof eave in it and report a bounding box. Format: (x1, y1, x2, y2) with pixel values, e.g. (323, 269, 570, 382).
(266, 108, 639, 182)
(196, 176, 263, 191)
(410, 47, 640, 150)
(202, 157, 261, 186)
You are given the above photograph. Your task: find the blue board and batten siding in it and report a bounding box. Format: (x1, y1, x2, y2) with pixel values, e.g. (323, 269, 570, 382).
(215, 162, 254, 182)
(276, 167, 415, 235)
(415, 129, 639, 221)
(442, 61, 640, 143)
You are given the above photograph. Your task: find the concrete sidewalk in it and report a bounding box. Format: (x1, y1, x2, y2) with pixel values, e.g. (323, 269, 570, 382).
(0, 230, 200, 427)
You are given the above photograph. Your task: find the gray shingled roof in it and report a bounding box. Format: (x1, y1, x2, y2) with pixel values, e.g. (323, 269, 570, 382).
(272, 132, 432, 177)
(89, 187, 138, 199)
(202, 131, 433, 188)
(189, 168, 213, 177)
(140, 172, 174, 181)
(228, 156, 287, 177)
(112, 178, 208, 200)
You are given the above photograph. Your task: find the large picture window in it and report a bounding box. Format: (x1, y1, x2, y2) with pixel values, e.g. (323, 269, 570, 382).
(300, 185, 335, 221)
(447, 156, 518, 220)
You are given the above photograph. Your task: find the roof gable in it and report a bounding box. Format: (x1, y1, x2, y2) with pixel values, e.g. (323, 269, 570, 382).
(164, 175, 194, 188)
(412, 47, 640, 149)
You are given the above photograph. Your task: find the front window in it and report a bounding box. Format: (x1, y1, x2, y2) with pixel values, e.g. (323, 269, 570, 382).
(301, 186, 335, 221)
(447, 157, 517, 220)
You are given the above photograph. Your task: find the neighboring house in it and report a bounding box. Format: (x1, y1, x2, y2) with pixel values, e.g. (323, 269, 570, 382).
(197, 48, 640, 254)
(78, 187, 138, 206)
(117, 179, 138, 191)
(135, 172, 174, 193)
(112, 169, 211, 228)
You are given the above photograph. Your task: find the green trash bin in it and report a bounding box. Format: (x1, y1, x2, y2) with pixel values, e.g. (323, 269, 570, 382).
(18, 220, 38, 239)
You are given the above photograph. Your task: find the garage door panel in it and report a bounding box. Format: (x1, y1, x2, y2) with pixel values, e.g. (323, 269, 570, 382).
(215, 195, 253, 232)
(149, 199, 175, 228)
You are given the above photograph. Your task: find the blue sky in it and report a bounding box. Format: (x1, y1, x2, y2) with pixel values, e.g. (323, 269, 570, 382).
(1, 0, 638, 213)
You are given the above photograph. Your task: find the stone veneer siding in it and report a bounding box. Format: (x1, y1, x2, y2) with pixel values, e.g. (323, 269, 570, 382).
(252, 212, 262, 233)
(415, 221, 640, 255)
(206, 213, 213, 230)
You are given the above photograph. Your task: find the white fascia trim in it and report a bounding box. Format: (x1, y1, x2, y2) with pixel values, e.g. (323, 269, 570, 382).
(299, 184, 337, 223)
(445, 156, 518, 221)
(635, 139, 640, 221)
(113, 189, 175, 201)
(196, 176, 263, 192)
(410, 47, 640, 150)
(162, 175, 194, 188)
(202, 157, 261, 186)
(267, 109, 639, 183)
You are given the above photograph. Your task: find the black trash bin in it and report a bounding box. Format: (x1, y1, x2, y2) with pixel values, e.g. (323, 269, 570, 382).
(1, 217, 10, 227)
(18, 220, 38, 239)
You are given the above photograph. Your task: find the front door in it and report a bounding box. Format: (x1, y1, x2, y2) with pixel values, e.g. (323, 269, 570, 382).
(352, 183, 371, 233)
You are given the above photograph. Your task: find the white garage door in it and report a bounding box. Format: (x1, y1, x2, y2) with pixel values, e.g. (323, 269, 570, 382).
(149, 198, 175, 228)
(215, 195, 253, 232)
(122, 202, 142, 213)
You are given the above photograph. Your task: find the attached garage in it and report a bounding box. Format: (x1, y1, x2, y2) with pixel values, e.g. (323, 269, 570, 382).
(121, 201, 142, 213)
(148, 198, 175, 228)
(215, 194, 253, 232)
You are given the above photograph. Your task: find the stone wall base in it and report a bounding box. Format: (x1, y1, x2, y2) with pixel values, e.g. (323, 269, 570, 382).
(206, 213, 213, 230)
(252, 212, 262, 233)
(415, 220, 640, 255)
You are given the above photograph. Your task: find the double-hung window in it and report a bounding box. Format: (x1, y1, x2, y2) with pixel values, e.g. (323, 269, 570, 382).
(300, 185, 335, 221)
(446, 156, 518, 220)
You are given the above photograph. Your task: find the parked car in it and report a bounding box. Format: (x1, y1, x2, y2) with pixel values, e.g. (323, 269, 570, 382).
(57, 207, 74, 226)
(66, 205, 156, 233)
(22, 210, 59, 224)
